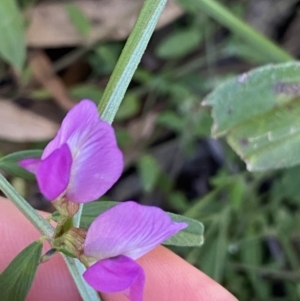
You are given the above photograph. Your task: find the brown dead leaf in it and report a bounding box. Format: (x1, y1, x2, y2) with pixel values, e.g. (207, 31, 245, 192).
(0, 99, 59, 142)
(128, 111, 158, 144)
(29, 50, 74, 111)
(123, 111, 158, 166)
(26, 0, 183, 47)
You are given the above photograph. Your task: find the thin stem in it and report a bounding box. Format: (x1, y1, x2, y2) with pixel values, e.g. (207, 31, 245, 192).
(73, 203, 83, 227)
(63, 257, 101, 301)
(75, 0, 169, 252)
(76, 0, 168, 251)
(0, 173, 54, 237)
(98, 0, 168, 123)
(76, 0, 169, 258)
(229, 262, 300, 281)
(0, 174, 100, 301)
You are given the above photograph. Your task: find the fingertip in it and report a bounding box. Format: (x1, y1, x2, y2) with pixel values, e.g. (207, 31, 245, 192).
(0, 197, 81, 301)
(103, 246, 237, 301)
(0, 197, 237, 301)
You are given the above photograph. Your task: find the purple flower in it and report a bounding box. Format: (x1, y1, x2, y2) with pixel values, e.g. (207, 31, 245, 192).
(19, 100, 123, 203)
(83, 201, 187, 301)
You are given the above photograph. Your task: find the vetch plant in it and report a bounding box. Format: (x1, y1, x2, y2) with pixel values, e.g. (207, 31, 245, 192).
(1, 0, 294, 299)
(0, 1, 204, 300)
(0, 99, 203, 301)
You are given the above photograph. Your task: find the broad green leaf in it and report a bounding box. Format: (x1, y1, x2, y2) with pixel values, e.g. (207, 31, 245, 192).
(0, 241, 42, 301)
(66, 4, 92, 37)
(204, 62, 300, 171)
(156, 28, 202, 59)
(71, 201, 204, 247)
(137, 154, 161, 192)
(0, 150, 42, 179)
(0, 0, 25, 70)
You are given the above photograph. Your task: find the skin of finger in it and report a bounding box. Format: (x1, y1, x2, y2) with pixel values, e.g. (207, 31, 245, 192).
(0, 197, 82, 301)
(103, 247, 238, 301)
(0, 197, 237, 301)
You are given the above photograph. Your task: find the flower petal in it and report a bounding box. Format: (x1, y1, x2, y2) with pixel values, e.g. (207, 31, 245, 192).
(19, 158, 41, 174)
(83, 255, 144, 301)
(65, 117, 123, 203)
(36, 143, 72, 201)
(84, 201, 187, 260)
(41, 100, 100, 158)
(41, 99, 123, 203)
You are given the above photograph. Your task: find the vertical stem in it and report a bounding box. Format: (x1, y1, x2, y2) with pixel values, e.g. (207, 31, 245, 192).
(98, 0, 168, 123)
(63, 257, 101, 301)
(0, 0, 170, 300)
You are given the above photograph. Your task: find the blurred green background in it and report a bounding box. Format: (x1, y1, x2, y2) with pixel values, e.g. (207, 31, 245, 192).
(1, 0, 300, 300)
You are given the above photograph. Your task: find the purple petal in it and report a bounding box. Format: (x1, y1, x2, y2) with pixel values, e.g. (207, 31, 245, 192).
(19, 158, 41, 174)
(42, 99, 123, 203)
(36, 143, 72, 201)
(65, 118, 123, 203)
(41, 100, 100, 158)
(84, 201, 187, 260)
(83, 255, 144, 301)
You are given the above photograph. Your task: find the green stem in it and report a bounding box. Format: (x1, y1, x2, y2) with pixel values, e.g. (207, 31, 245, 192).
(76, 0, 169, 267)
(75, 1, 168, 296)
(1, 0, 169, 300)
(73, 203, 83, 227)
(178, 0, 293, 63)
(98, 0, 168, 123)
(63, 257, 101, 300)
(0, 173, 54, 237)
(0, 174, 100, 301)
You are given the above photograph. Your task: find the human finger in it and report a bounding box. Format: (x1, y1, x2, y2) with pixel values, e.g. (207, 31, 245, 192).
(0, 197, 237, 301)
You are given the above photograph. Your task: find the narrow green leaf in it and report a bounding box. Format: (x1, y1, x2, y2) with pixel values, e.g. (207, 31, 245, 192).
(0, 150, 42, 179)
(240, 230, 270, 299)
(98, 0, 168, 124)
(213, 207, 230, 281)
(137, 154, 161, 192)
(0, 0, 25, 70)
(66, 4, 92, 37)
(0, 241, 42, 301)
(204, 62, 300, 171)
(156, 28, 202, 59)
(59, 201, 204, 247)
